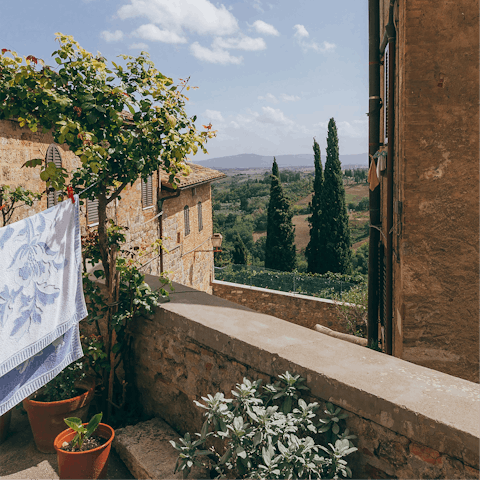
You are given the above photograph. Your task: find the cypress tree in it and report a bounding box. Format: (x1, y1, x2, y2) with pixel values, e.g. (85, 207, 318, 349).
(305, 138, 324, 273)
(232, 233, 248, 265)
(317, 118, 352, 274)
(265, 158, 296, 271)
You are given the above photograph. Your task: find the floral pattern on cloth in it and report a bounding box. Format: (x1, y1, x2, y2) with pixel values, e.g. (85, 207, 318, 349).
(0, 214, 68, 339)
(0, 323, 83, 415)
(0, 195, 87, 378)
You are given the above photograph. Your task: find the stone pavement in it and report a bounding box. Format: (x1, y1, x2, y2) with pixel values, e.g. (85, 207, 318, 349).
(0, 407, 134, 479)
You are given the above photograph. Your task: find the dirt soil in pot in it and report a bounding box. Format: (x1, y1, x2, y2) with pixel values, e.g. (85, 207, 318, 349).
(60, 435, 107, 452)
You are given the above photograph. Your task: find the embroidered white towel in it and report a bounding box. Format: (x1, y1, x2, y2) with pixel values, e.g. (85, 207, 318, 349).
(0, 195, 87, 376)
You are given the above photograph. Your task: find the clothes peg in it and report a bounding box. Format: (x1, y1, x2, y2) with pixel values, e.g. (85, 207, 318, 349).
(66, 186, 75, 204)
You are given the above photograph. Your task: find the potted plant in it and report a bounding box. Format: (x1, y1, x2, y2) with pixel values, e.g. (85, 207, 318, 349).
(23, 359, 95, 453)
(54, 412, 114, 480)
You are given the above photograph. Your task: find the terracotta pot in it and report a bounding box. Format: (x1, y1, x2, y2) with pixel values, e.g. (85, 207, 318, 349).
(54, 423, 114, 480)
(0, 409, 12, 444)
(23, 385, 95, 453)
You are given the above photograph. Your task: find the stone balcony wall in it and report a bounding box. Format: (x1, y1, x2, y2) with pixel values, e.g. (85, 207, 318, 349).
(212, 279, 350, 333)
(131, 278, 480, 479)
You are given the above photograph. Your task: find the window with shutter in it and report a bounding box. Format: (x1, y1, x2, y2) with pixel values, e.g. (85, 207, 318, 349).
(384, 43, 390, 145)
(45, 144, 63, 208)
(87, 198, 99, 226)
(184, 205, 190, 236)
(142, 175, 153, 208)
(198, 201, 203, 232)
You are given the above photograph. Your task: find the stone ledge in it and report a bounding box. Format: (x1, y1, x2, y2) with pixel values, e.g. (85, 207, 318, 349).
(113, 417, 209, 480)
(143, 278, 480, 471)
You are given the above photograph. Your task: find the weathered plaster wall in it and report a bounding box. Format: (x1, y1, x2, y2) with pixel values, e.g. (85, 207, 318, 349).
(378, 0, 479, 382)
(212, 280, 349, 333)
(161, 183, 214, 293)
(131, 279, 480, 480)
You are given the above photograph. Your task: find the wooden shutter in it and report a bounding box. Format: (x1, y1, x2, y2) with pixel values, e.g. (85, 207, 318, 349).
(142, 175, 153, 208)
(184, 205, 190, 236)
(384, 43, 390, 145)
(87, 198, 99, 226)
(198, 202, 203, 231)
(45, 144, 62, 208)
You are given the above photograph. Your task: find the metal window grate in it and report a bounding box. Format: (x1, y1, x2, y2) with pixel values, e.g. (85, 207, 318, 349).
(198, 201, 203, 231)
(87, 198, 99, 226)
(184, 205, 190, 236)
(142, 175, 153, 208)
(45, 144, 63, 208)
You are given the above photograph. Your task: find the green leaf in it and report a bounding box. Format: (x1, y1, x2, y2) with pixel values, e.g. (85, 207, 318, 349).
(85, 412, 103, 438)
(64, 417, 83, 431)
(55, 57, 62, 64)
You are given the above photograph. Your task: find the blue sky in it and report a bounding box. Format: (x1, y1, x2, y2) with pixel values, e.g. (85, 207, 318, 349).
(0, 0, 368, 161)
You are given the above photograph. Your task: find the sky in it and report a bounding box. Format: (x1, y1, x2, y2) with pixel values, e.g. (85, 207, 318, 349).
(0, 0, 368, 162)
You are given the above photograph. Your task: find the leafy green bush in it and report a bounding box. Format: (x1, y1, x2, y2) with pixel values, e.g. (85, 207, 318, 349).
(171, 372, 357, 479)
(332, 285, 367, 338)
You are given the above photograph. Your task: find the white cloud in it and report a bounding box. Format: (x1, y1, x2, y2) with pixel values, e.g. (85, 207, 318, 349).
(293, 24, 309, 39)
(293, 25, 335, 53)
(212, 35, 266, 51)
(280, 94, 300, 102)
(133, 23, 187, 43)
(190, 42, 242, 64)
(204, 109, 224, 122)
(258, 93, 278, 104)
(258, 106, 294, 126)
(117, 0, 238, 37)
(252, 20, 279, 36)
(309, 41, 336, 53)
(129, 42, 149, 49)
(101, 30, 124, 42)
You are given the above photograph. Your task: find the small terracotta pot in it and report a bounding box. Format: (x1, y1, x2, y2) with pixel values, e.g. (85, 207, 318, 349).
(0, 409, 12, 444)
(54, 423, 114, 480)
(23, 385, 95, 453)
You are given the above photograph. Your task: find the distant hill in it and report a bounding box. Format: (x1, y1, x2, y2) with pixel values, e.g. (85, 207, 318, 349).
(194, 153, 368, 169)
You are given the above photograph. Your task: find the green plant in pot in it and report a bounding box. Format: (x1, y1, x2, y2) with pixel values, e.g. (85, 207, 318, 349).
(54, 412, 115, 480)
(22, 359, 96, 453)
(171, 371, 357, 479)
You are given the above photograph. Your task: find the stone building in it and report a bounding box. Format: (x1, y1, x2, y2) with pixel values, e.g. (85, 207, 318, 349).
(0, 118, 224, 293)
(368, 0, 479, 382)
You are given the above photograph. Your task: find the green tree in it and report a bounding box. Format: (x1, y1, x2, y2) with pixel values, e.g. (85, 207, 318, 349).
(232, 233, 248, 265)
(305, 138, 324, 273)
(317, 118, 352, 274)
(0, 34, 213, 419)
(265, 158, 296, 271)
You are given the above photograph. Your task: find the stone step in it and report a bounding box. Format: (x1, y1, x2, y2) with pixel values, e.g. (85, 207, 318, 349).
(113, 417, 209, 479)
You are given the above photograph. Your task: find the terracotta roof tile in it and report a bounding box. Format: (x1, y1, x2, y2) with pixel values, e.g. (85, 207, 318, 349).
(161, 162, 226, 189)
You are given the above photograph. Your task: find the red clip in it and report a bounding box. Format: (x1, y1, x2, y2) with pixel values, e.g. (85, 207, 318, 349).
(66, 186, 75, 204)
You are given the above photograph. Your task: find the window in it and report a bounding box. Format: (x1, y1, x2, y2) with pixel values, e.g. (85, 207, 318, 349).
(45, 144, 62, 208)
(184, 205, 190, 236)
(197, 201, 203, 231)
(86, 198, 99, 226)
(142, 175, 153, 208)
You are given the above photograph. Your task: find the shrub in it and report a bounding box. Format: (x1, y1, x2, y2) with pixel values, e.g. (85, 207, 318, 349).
(171, 371, 357, 479)
(332, 285, 367, 338)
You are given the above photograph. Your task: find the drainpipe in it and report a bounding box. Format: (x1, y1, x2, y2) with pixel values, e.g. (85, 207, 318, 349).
(367, 0, 381, 347)
(382, 0, 397, 355)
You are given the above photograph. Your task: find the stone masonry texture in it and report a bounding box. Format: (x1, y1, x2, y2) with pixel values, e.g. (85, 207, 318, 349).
(378, 0, 479, 382)
(212, 280, 349, 333)
(0, 118, 215, 293)
(130, 279, 480, 480)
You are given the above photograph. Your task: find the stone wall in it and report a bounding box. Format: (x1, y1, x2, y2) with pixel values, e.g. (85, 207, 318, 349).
(161, 182, 214, 293)
(131, 278, 480, 480)
(377, 0, 479, 383)
(0, 118, 215, 292)
(212, 280, 349, 333)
